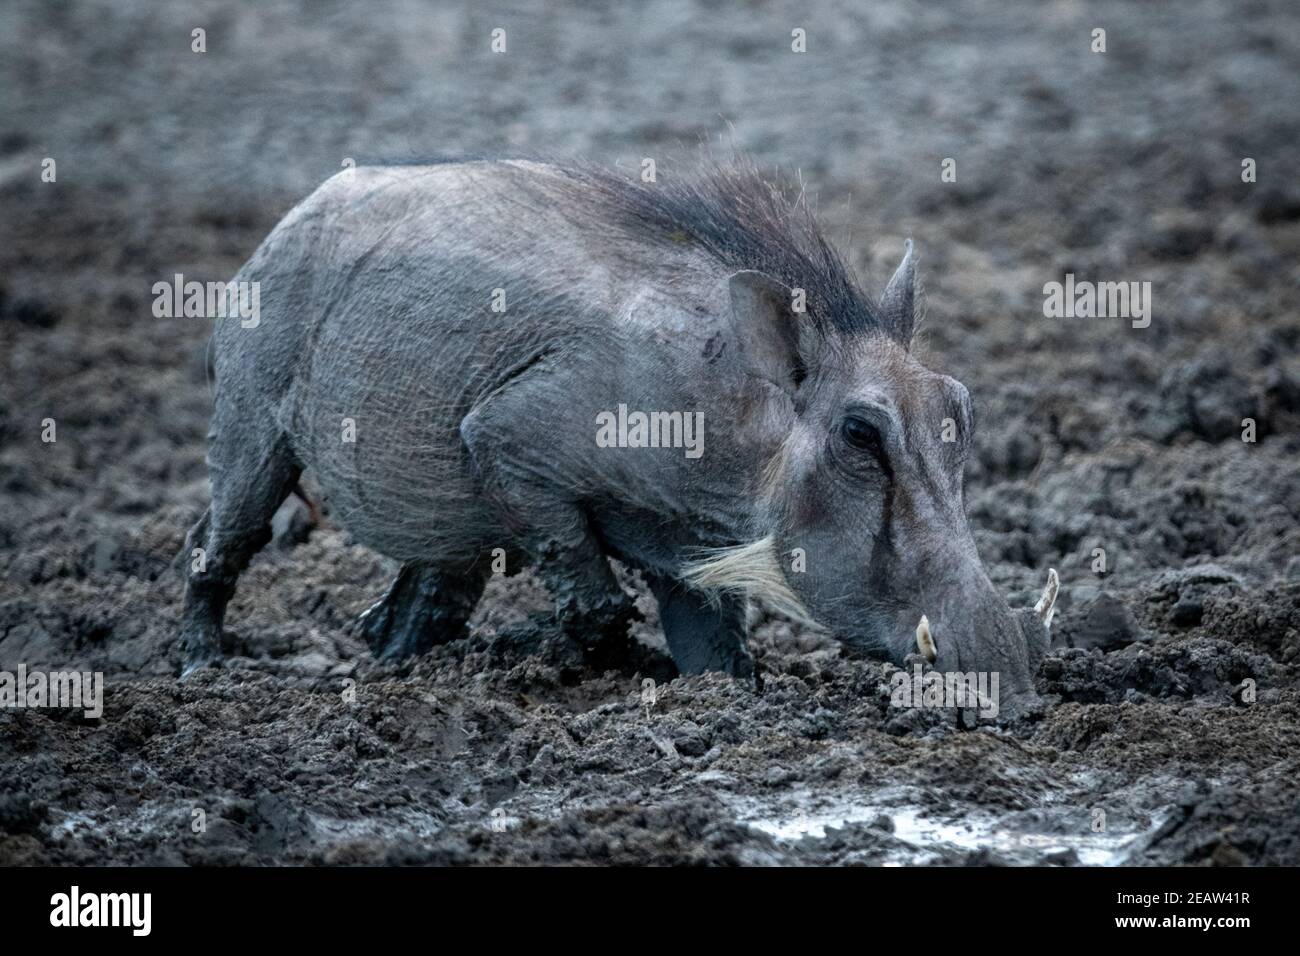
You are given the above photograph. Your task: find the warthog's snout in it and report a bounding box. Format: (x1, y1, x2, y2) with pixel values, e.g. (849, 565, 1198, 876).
(909, 569, 1058, 723)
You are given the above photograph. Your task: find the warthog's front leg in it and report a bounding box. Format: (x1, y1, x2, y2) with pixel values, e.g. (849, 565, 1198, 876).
(459, 360, 642, 654)
(647, 573, 755, 684)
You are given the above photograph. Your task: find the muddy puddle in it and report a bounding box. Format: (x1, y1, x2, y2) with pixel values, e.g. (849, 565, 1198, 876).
(739, 786, 1173, 866)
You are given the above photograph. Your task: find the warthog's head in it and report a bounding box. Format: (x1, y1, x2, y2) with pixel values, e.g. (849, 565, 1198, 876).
(687, 241, 1058, 721)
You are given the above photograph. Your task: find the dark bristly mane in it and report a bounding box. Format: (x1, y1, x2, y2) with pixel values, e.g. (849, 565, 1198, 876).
(559, 159, 883, 340)
(370, 153, 887, 340)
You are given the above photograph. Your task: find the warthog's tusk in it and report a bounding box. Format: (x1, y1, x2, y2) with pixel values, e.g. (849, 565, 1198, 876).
(915, 614, 937, 663)
(1034, 568, 1059, 628)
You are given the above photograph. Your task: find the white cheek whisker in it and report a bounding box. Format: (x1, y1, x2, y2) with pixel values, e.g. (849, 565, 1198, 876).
(681, 536, 822, 631)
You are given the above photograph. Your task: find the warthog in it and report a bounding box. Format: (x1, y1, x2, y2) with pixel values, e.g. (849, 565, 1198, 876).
(179, 158, 1058, 718)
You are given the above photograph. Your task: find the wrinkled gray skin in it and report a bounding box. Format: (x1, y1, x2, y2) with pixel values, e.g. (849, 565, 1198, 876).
(179, 160, 1049, 719)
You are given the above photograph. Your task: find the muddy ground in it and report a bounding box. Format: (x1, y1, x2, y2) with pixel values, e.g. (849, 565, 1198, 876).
(1, 0, 1299, 865)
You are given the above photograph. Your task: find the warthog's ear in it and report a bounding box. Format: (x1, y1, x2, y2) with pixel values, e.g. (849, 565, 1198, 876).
(728, 270, 811, 395)
(879, 240, 918, 342)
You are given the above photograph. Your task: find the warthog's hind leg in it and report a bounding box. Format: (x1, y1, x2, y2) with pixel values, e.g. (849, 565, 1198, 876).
(179, 432, 300, 677)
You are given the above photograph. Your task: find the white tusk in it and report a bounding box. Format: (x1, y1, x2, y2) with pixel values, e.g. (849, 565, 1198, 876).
(915, 614, 937, 663)
(1034, 568, 1059, 628)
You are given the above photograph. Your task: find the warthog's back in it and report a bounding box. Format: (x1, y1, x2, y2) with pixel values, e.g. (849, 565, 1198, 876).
(211, 161, 709, 563)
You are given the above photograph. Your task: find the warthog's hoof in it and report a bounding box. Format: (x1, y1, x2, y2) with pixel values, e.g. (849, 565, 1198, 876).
(358, 594, 442, 661)
(359, 564, 479, 661)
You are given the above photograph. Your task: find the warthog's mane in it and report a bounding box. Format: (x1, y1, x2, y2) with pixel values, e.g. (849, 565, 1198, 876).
(553, 158, 887, 341)
(373, 153, 886, 341)
(491, 158, 878, 345)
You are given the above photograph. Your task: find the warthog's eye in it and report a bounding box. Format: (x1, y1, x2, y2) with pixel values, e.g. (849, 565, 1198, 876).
(841, 416, 883, 456)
